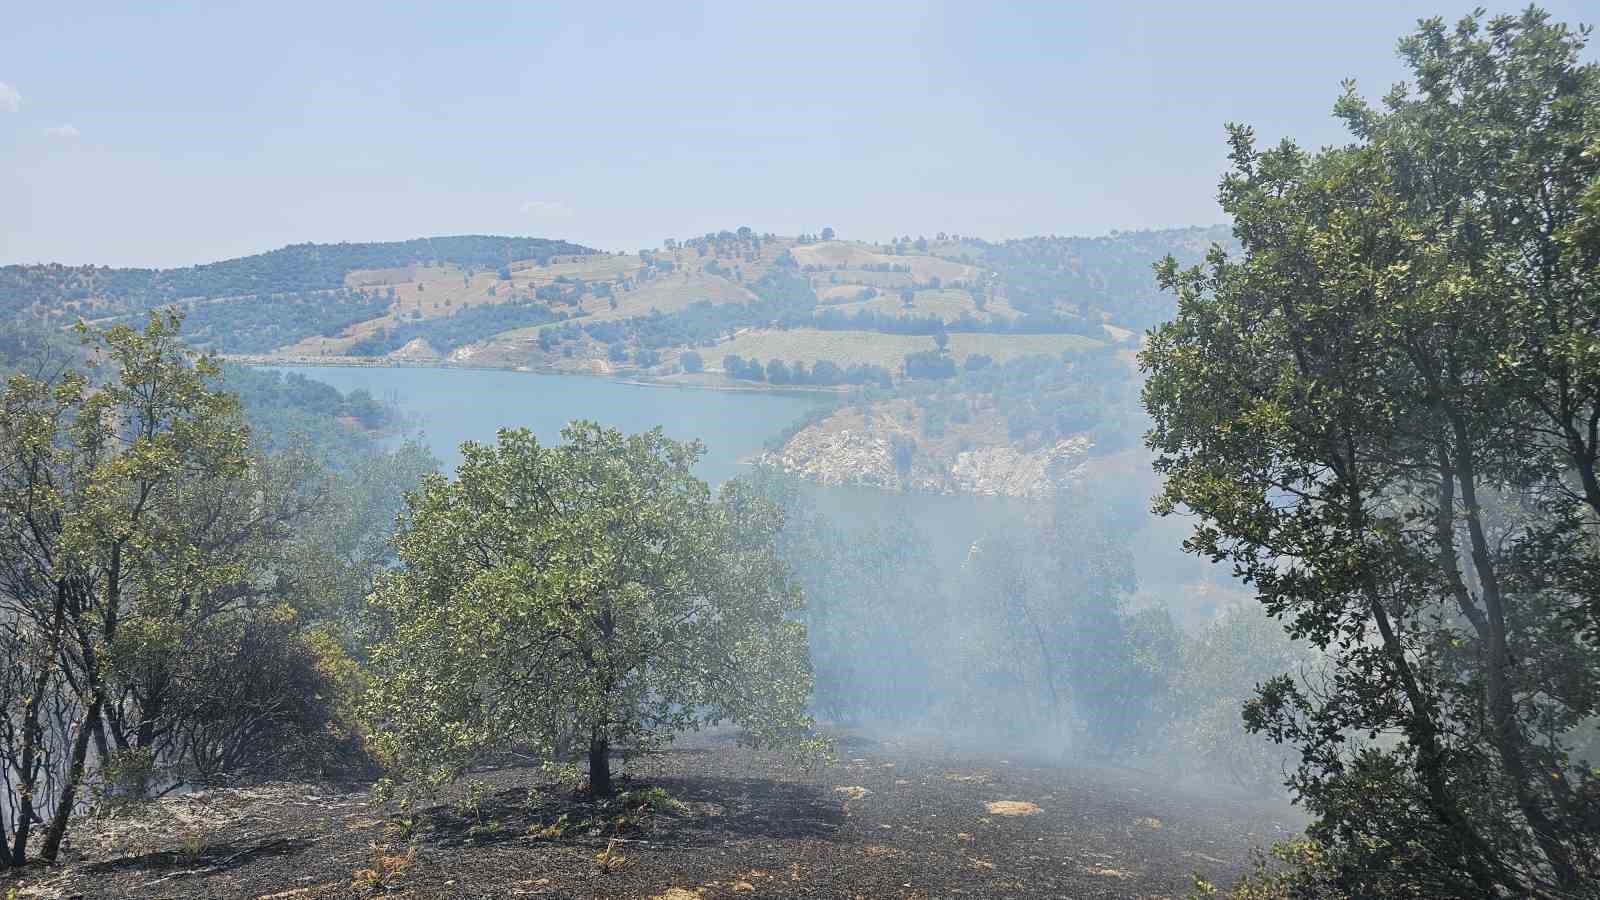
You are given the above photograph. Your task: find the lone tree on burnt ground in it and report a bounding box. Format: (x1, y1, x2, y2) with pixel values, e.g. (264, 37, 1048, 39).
(363, 422, 819, 796)
(1142, 8, 1600, 895)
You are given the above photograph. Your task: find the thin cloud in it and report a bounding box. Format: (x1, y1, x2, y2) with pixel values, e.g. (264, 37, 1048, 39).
(520, 200, 574, 218)
(43, 123, 80, 138)
(0, 82, 20, 113)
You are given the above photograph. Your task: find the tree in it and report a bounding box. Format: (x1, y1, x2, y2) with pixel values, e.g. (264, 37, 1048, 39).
(363, 423, 818, 795)
(933, 330, 949, 353)
(820, 227, 835, 241)
(960, 491, 1156, 756)
(0, 313, 305, 865)
(1142, 9, 1600, 893)
(904, 350, 956, 379)
(679, 350, 704, 373)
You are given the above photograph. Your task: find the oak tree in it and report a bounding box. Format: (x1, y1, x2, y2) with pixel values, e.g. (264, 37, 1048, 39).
(363, 423, 817, 795)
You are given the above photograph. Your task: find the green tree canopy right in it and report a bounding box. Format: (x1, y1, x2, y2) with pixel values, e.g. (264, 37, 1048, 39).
(1141, 8, 1600, 894)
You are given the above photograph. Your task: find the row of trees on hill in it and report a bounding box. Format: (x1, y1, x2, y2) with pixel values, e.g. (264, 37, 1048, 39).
(721, 354, 893, 387)
(810, 306, 1101, 337)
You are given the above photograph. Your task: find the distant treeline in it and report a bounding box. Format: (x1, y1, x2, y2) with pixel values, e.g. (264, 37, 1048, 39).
(183, 289, 391, 353)
(976, 226, 1231, 328)
(721, 354, 894, 387)
(811, 307, 1101, 337)
(1, 235, 596, 322)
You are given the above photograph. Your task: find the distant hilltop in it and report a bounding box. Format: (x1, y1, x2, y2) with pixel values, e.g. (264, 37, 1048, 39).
(1, 226, 1231, 380)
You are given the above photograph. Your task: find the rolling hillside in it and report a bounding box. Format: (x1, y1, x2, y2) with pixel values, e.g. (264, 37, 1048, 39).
(1, 225, 1230, 497)
(0, 226, 1227, 382)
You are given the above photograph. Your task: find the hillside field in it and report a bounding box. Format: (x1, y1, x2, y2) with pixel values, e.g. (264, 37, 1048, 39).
(714, 329, 1103, 371)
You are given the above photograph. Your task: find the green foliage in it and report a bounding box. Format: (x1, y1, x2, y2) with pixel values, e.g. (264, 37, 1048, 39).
(902, 349, 956, 379)
(219, 363, 397, 460)
(1142, 8, 1600, 892)
(0, 313, 255, 862)
(1189, 840, 1342, 900)
(958, 492, 1166, 754)
(0, 313, 404, 867)
(978, 225, 1231, 325)
(1160, 608, 1311, 793)
(181, 288, 390, 353)
(362, 423, 820, 795)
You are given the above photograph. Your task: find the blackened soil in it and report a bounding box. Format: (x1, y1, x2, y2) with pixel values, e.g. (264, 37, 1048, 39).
(3, 731, 1298, 899)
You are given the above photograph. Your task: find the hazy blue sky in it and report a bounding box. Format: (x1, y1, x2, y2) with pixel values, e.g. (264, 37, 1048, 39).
(2, 1, 1594, 267)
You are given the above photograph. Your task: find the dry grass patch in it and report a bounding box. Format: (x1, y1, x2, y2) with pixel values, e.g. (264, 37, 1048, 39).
(983, 800, 1041, 817)
(826, 289, 1019, 324)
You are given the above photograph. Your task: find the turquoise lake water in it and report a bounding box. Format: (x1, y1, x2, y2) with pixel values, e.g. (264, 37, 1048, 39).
(266, 366, 822, 483)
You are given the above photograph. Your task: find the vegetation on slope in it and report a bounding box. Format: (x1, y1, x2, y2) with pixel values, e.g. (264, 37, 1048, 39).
(1145, 9, 1600, 894)
(0, 235, 595, 320)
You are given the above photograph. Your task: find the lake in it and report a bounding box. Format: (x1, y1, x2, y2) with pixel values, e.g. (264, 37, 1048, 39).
(265, 365, 823, 483)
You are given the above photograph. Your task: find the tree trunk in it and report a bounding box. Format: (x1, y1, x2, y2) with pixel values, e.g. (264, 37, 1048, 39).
(40, 693, 100, 861)
(588, 735, 613, 797)
(1448, 427, 1580, 888)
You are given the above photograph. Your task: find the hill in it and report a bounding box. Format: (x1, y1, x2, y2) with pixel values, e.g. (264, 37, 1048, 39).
(0, 226, 1226, 377)
(1, 225, 1230, 497)
(0, 235, 598, 351)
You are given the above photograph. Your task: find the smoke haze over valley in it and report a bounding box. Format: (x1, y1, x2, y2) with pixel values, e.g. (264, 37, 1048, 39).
(2, 3, 1598, 898)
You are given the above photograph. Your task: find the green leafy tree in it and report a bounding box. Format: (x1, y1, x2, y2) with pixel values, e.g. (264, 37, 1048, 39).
(0, 312, 257, 864)
(363, 423, 818, 795)
(1142, 9, 1600, 893)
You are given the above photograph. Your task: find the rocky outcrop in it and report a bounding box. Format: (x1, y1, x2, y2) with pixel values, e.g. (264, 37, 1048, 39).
(946, 437, 1090, 497)
(391, 337, 440, 359)
(759, 426, 906, 491)
(759, 404, 1092, 498)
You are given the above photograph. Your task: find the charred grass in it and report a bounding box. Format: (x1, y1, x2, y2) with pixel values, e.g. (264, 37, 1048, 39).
(3, 731, 1294, 899)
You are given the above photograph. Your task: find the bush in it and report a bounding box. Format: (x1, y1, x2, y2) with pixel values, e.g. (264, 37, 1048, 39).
(904, 350, 956, 379)
(168, 607, 373, 782)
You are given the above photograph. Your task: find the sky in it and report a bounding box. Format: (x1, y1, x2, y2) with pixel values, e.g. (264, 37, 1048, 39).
(2, 1, 1595, 268)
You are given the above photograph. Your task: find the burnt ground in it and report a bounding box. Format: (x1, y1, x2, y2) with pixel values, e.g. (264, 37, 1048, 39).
(3, 730, 1301, 899)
